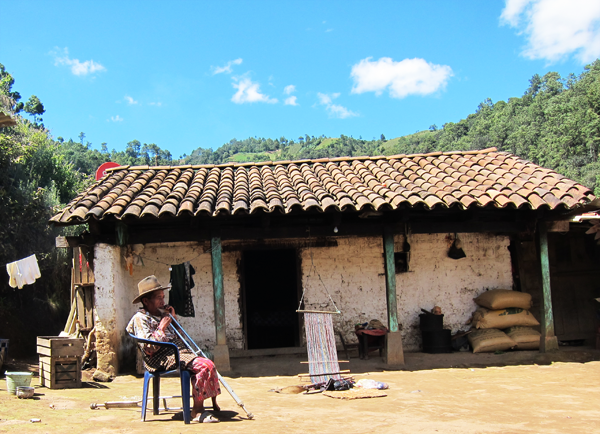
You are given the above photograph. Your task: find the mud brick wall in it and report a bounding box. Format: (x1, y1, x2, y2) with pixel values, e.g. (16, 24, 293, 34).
(94, 232, 513, 372)
(300, 233, 513, 351)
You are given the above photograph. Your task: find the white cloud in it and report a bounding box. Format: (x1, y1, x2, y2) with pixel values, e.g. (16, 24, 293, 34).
(212, 58, 243, 75)
(283, 85, 298, 105)
(500, 0, 533, 25)
(124, 95, 138, 105)
(500, 0, 600, 63)
(350, 57, 453, 99)
(231, 77, 278, 104)
(317, 92, 358, 119)
(109, 115, 123, 122)
(148, 102, 162, 107)
(318, 92, 338, 105)
(51, 47, 106, 76)
(285, 96, 298, 106)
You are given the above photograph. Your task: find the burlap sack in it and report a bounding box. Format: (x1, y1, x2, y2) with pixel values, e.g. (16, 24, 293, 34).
(468, 329, 516, 353)
(504, 326, 541, 350)
(474, 289, 532, 310)
(471, 307, 539, 329)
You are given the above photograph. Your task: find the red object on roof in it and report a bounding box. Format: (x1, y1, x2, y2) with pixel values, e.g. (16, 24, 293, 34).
(95, 162, 120, 180)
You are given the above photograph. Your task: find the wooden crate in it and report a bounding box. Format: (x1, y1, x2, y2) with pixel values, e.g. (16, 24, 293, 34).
(39, 356, 81, 389)
(37, 336, 84, 358)
(37, 336, 84, 389)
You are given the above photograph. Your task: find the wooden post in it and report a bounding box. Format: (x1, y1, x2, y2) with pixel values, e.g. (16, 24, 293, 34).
(210, 236, 231, 371)
(539, 222, 559, 352)
(383, 226, 398, 332)
(383, 225, 404, 365)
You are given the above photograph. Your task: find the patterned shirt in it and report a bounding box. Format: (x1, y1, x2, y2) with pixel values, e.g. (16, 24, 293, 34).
(126, 309, 175, 356)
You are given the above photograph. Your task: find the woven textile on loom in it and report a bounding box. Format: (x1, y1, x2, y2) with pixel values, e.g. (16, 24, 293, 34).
(304, 312, 342, 384)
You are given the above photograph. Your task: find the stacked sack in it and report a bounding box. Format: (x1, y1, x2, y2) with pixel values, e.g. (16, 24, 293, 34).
(468, 289, 541, 353)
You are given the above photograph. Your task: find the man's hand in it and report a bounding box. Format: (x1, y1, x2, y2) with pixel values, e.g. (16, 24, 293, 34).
(158, 316, 172, 332)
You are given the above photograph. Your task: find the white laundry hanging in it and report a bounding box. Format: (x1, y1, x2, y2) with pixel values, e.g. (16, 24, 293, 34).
(6, 254, 41, 289)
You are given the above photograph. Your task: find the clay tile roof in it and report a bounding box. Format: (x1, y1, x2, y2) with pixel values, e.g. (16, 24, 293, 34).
(49, 149, 596, 224)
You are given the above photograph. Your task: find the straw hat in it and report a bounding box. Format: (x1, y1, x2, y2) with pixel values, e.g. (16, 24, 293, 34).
(132, 275, 171, 304)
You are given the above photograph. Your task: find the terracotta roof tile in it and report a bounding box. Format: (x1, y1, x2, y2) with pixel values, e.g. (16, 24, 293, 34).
(49, 149, 596, 224)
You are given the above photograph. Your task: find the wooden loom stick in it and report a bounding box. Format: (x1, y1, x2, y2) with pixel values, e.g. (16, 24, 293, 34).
(297, 309, 341, 314)
(298, 370, 351, 377)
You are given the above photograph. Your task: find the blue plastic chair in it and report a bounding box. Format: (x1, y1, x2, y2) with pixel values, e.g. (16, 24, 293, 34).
(128, 333, 191, 424)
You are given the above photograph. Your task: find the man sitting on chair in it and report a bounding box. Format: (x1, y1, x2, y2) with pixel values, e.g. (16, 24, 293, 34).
(126, 275, 221, 423)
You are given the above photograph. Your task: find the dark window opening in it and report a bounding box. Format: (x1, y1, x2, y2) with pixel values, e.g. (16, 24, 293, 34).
(394, 252, 409, 273)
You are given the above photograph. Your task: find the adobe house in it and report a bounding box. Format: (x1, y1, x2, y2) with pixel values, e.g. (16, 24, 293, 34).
(50, 148, 597, 375)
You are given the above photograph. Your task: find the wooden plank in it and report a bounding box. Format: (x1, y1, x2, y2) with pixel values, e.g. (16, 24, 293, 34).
(55, 371, 78, 381)
(296, 310, 341, 314)
(55, 236, 68, 248)
(81, 247, 89, 284)
(298, 369, 350, 377)
(118, 219, 532, 246)
(73, 247, 81, 284)
(383, 225, 399, 333)
(84, 286, 94, 328)
(547, 220, 570, 232)
(55, 362, 78, 373)
(211, 236, 227, 346)
(70, 256, 75, 304)
(76, 287, 86, 326)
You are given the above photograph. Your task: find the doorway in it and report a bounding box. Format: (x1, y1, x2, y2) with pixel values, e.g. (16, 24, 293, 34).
(243, 249, 300, 349)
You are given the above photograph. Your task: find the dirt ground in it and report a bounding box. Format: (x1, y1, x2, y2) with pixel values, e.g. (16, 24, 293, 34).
(1, 348, 600, 434)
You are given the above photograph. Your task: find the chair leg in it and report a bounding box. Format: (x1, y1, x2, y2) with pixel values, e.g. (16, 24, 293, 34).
(337, 333, 350, 360)
(152, 374, 160, 415)
(141, 371, 151, 421)
(181, 370, 191, 424)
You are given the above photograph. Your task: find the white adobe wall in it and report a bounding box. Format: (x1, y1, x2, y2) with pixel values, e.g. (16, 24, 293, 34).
(94, 243, 128, 375)
(94, 241, 244, 372)
(94, 232, 512, 368)
(300, 233, 513, 352)
(126, 242, 244, 351)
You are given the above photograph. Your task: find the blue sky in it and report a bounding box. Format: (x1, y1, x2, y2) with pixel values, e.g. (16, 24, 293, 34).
(2, 0, 600, 159)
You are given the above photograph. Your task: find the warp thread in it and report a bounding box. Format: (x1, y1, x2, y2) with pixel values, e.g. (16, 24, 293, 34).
(304, 312, 342, 384)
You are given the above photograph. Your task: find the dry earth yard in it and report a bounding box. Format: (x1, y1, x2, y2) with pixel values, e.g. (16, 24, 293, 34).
(1, 349, 600, 434)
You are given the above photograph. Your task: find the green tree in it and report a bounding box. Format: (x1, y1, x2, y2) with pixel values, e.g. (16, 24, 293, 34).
(23, 95, 45, 124)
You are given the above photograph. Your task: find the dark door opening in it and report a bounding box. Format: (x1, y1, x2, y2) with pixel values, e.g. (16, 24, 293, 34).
(243, 249, 299, 349)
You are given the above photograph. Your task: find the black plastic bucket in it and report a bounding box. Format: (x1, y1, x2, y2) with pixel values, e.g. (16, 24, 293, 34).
(419, 313, 444, 331)
(422, 329, 452, 353)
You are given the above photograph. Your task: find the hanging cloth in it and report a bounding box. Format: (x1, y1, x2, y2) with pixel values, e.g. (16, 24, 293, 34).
(6, 254, 41, 289)
(169, 262, 196, 317)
